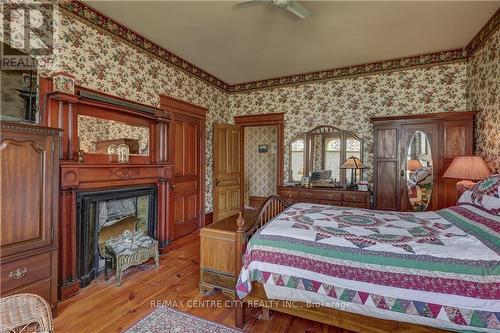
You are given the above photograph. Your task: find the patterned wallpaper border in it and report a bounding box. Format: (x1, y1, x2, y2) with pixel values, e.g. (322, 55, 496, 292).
(60, 0, 497, 93)
(466, 7, 500, 57)
(59, 0, 230, 91)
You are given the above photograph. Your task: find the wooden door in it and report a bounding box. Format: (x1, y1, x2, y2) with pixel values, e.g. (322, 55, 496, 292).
(0, 132, 55, 257)
(373, 125, 400, 210)
(440, 120, 474, 208)
(171, 114, 201, 239)
(213, 124, 241, 222)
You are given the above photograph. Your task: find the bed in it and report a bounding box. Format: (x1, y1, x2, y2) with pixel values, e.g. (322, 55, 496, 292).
(234, 176, 500, 333)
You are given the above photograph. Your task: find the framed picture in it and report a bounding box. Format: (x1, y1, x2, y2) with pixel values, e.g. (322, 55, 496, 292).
(258, 144, 268, 153)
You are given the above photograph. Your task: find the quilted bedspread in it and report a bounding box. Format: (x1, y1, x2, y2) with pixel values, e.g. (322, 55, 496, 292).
(236, 203, 500, 332)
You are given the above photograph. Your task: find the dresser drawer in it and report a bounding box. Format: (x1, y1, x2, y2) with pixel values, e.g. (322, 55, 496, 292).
(2, 278, 51, 301)
(278, 188, 300, 202)
(343, 201, 368, 208)
(315, 199, 343, 206)
(300, 190, 342, 201)
(342, 192, 368, 203)
(1, 252, 51, 292)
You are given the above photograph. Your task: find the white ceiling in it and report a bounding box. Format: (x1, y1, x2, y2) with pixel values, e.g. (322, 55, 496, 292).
(85, 1, 499, 84)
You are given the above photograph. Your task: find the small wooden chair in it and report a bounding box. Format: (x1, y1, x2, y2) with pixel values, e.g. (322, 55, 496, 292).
(0, 293, 53, 333)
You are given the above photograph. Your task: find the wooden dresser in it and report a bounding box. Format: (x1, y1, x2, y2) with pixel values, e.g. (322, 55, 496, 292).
(0, 121, 60, 313)
(277, 186, 370, 208)
(371, 111, 476, 211)
(199, 212, 254, 297)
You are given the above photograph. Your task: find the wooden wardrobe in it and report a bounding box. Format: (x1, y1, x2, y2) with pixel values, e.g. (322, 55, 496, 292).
(0, 121, 60, 313)
(371, 111, 476, 211)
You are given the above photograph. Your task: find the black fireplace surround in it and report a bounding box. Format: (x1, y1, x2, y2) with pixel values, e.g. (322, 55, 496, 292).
(77, 186, 157, 287)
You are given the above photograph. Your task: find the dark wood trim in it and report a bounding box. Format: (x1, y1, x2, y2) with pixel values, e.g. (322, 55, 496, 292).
(160, 95, 207, 232)
(38, 78, 175, 301)
(370, 111, 478, 122)
(160, 95, 207, 120)
(233, 113, 285, 211)
(204, 212, 213, 226)
(234, 112, 284, 125)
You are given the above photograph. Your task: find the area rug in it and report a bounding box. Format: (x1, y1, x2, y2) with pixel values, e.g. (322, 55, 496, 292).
(125, 306, 242, 333)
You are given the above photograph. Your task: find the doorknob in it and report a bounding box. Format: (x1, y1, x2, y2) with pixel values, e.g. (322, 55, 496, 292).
(171, 184, 176, 190)
(215, 179, 220, 186)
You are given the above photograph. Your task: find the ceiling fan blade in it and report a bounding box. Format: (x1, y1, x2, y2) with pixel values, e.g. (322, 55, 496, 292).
(286, 1, 310, 19)
(237, 0, 261, 5)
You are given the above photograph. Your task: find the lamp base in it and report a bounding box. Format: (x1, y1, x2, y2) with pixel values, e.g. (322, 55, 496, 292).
(456, 180, 476, 197)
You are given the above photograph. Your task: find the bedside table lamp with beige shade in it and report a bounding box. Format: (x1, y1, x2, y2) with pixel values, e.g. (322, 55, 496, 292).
(443, 156, 491, 197)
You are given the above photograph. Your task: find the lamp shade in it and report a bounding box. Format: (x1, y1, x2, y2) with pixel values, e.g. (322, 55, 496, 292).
(407, 159, 423, 171)
(443, 156, 491, 180)
(340, 156, 367, 169)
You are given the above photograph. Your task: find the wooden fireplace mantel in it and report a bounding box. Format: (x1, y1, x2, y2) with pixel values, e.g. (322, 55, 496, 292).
(39, 76, 175, 301)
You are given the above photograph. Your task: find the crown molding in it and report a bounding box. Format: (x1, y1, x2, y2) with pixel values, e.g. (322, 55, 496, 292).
(60, 1, 497, 93)
(466, 7, 500, 57)
(59, 1, 230, 91)
(227, 49, 466, 93)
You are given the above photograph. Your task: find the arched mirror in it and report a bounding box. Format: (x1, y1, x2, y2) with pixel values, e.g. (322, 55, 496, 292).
(406, 131, 433, 212)
(287, 126, 364, 186)
(289, 134, 305, 182)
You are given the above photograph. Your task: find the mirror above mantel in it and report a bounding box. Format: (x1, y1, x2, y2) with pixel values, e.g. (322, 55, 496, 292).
(77, 115, 150, 159)
(288, 125, 364, 186)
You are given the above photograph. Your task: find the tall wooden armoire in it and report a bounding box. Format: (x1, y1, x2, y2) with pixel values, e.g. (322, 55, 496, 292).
(371, 111, 476, 211)
(0, 121, 60, 313)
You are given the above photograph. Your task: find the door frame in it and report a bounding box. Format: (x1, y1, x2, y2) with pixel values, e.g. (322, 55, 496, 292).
(160, 95, 207, 238)
(234, 113, 285, 211)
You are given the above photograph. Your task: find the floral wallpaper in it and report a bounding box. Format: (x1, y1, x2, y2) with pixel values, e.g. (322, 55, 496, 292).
(228, 63, 468, 183)
(466, 28, 499, 172)
(39, 9, 231, 212)
(8, 4, 494, 213)
(244, 126, 278, 204)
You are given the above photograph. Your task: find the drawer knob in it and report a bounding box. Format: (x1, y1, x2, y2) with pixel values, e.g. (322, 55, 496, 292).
(9, 267, 27, 280)
(350, 195, 356, 200)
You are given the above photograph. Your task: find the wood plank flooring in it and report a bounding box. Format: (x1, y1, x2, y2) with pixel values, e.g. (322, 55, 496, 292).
(54, 232, 353, 333)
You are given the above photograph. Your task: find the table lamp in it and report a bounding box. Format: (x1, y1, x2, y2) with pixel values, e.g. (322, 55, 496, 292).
(340, 156, 367, 189)
(407, 159, 422, 172)
(443, 155, 491, 197)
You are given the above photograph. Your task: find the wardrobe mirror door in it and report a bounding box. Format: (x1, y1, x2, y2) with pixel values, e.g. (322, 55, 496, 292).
(406, 131, 433, 212)
(289, 135, 305, 182)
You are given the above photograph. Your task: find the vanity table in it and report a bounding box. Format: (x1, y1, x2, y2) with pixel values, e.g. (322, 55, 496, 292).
(277, 185, 370, 208)
(282, 125, 370, 208)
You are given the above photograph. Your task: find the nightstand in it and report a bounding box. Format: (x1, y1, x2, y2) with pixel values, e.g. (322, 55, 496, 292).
(199, 211, 254, 297)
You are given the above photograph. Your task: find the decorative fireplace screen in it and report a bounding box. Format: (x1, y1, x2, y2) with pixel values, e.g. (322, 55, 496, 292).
(77, 186, 157, 287)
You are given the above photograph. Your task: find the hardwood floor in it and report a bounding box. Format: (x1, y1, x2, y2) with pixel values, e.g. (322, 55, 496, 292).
(54, 232, 353, 333)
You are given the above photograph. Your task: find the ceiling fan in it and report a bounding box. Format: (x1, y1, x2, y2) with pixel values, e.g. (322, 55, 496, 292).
(238, 0, 311, 19)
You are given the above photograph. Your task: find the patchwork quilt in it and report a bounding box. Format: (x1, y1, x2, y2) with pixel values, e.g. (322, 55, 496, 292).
(236, 203, 500, 332)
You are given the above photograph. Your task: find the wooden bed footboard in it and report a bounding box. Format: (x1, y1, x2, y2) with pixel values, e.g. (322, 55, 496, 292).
(233, 196, 449, 333)
(234, 195, 289, 328)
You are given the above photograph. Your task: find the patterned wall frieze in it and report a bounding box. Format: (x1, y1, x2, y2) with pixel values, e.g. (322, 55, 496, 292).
(59, 0, 230, 91)
(227, 49, 467, 93)
(57, 0, 500, 93)
(466, 7, 500, 57)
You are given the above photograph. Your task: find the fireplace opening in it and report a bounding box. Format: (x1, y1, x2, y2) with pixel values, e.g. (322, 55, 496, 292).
(77, 186, 157, 287)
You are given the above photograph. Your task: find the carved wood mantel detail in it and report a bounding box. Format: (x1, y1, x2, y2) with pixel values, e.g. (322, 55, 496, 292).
(39, 77, 174, 301)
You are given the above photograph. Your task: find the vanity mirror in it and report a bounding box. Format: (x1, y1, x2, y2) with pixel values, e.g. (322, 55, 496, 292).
(406, 130, 433, 212)
(288, 125, 364, 186)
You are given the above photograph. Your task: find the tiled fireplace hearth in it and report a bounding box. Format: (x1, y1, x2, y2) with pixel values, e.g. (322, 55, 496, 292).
(77, 186, 157, 287)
